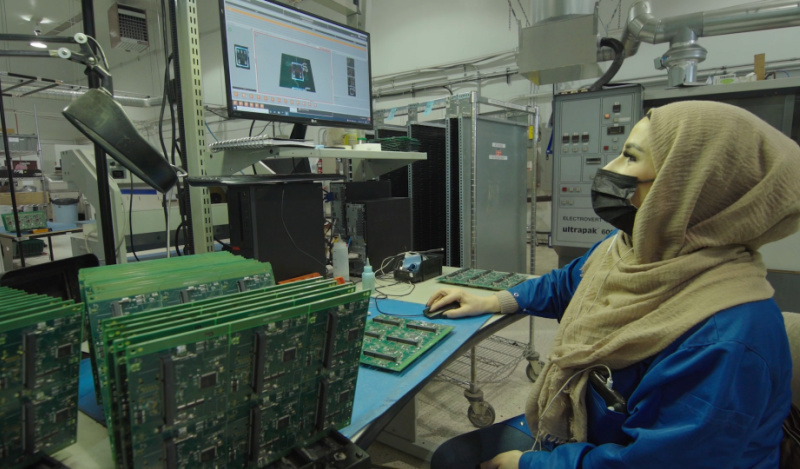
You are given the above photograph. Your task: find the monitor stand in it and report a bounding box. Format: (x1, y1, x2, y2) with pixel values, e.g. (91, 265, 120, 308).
(289, 123, 307, 140)
(262, 123, 311, 174)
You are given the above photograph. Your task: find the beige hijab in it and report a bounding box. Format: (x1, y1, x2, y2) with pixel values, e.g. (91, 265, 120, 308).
(526, 101, 800, 444)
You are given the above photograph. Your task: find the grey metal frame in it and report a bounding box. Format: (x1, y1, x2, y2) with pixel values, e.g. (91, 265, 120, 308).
(175, 0, 214, 254)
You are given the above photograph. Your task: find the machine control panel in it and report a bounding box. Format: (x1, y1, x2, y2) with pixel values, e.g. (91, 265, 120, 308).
(551, 85, 643, 252)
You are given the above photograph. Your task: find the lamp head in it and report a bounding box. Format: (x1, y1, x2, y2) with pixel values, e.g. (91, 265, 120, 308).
(62, 88, 177, 193)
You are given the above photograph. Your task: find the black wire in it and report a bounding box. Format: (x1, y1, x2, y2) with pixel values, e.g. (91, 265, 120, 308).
(249, 120, 256, 137)
(214, 237, 232, 251)
(162, 193, 170, 256)
(128, 174, 140, 262)
(158, 54, 172, 160)
(205, 107, 230, 119)
(588, 37, 626, 92)
(280, 185, 328, 272)
(256, 121, 272, 136)
(371, 282, 424, 317)
(174, 220, 184, 256)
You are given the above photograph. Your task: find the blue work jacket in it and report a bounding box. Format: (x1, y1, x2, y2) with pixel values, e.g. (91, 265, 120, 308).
(509, 236, 792, 469)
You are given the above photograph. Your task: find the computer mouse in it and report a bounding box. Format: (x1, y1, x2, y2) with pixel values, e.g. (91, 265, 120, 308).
(422, 302, 461, 319)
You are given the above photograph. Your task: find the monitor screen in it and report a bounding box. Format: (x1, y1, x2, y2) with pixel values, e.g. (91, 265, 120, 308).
(219, 0, 373, 130)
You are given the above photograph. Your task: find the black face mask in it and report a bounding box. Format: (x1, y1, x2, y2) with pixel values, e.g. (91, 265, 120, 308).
(591, 169, 654, 237)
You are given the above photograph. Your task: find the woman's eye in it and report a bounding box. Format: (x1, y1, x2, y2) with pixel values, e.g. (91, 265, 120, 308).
(623, 152, 637, 161)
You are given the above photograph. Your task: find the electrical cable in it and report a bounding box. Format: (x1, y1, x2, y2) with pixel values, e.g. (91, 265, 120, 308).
(174, 219, 184, 256)
(588, 37, 626, 92)
(204, 121, 219, 141)
(128, 173, 140, 262)
(86, 36, 109, 69)
(280, 185, 328, 272)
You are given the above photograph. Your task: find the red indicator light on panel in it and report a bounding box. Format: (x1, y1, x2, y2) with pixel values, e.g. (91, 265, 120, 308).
(603, 145, 609, 151)
(562, 187, 567, 192)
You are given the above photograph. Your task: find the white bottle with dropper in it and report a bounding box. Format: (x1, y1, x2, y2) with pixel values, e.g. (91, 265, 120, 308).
(332, 239, 350, 281)
(361, 258, 375, 294)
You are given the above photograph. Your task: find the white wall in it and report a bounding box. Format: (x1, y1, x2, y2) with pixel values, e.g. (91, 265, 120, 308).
(5, 0, 800, 165)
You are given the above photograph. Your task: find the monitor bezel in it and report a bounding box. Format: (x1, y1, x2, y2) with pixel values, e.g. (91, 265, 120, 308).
(218, 0, 374, 131)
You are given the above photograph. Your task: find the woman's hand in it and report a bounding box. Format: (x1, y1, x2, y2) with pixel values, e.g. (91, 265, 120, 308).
(480, 450, 523, 469)
(425, 288, 500, 318)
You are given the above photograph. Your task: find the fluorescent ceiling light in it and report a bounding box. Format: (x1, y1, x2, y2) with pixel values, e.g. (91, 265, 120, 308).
(30, 41, 47, 48)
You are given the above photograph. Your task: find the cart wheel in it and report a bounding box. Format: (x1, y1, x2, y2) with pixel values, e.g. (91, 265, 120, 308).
(467, 401, 496, 428)
(526, 361, 544, 382)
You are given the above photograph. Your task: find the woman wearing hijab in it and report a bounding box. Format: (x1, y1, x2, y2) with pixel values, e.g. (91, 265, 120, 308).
(427, 100, 800, 469)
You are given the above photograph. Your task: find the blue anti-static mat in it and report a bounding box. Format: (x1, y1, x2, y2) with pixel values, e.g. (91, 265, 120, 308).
(340, 297, 490, 439)
(78, 297, 491, 434)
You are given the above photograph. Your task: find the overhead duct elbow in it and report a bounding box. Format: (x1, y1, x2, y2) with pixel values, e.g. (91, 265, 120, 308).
(622, 0, 800, 86)
(611, 0, 665, 63)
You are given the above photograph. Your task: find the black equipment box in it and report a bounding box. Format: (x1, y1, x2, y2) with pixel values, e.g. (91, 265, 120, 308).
(227, 182, 325, 281)
(347, 197, 412, 275)
(394, 252, 443, 283)
(266, 430, 370, 469)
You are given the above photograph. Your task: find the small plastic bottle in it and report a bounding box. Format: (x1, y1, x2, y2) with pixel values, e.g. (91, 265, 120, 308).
(332, 240, 350, 281)
(361, 258, 375, 294)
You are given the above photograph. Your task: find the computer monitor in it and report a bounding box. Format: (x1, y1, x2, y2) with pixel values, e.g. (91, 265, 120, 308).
(219, 0, 374, 133)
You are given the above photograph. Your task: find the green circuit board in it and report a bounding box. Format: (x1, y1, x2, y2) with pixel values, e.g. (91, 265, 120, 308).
(1, 210, 48, 232)
(0, 287, 83, 469)
(79, 252, 275, 405)
(360, 315, 453, 372)
(98, 277, 369, 469)
(98, 282, 352, 459)
(437, 267, 528, 290)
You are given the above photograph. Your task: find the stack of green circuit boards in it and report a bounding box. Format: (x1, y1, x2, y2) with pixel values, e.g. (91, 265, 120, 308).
(437, 267, 527, 290)
(93, 274, 370, 468)
(0, 286, 83, 469)
(360, 315, 454, 372)
(80, 252, 275, 405)
(1, 210, 47, 232)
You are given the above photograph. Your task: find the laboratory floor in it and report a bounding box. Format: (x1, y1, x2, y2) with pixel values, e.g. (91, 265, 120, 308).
(11, 236, 560, 468)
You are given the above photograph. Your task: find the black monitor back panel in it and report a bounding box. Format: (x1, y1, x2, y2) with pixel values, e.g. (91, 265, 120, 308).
(330, 180, 392, 238)
(348, 197, 412, 270)
(227, 182, 325, 281)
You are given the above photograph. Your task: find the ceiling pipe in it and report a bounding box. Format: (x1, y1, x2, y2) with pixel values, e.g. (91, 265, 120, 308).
(621, 0, 800, 86)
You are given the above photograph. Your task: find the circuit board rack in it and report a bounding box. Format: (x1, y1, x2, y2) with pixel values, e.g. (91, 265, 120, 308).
(79, 252, 275, 405)
(0, 286, 83, 469)
(84, 270, 370, 469)
(436, 267, 527, 291)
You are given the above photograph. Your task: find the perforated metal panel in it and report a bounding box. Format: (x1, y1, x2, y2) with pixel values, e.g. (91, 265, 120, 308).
(409, 124, 448, 253)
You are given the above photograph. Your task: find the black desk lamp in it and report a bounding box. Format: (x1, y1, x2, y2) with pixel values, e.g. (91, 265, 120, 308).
(62, 88, 177, 193)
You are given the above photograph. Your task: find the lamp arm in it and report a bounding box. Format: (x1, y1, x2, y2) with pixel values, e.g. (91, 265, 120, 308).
(0, 33, 113, 93)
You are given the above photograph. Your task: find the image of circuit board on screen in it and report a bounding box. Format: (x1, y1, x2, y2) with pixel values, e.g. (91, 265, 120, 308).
(360, 315, 453, 372)
(437, 268, 527, 291)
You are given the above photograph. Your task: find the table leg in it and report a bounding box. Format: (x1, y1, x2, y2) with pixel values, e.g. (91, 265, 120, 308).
(48, 234, 55, 261)
(0, 237, 12, 272)
(18, 239, 26, 268)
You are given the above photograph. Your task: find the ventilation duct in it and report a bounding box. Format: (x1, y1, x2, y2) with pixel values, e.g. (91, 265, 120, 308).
(108, 4, 149, 53)
(518, 0, 606, 85)
(622, 0, 800, 87)
(519, 0, 800, 88)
